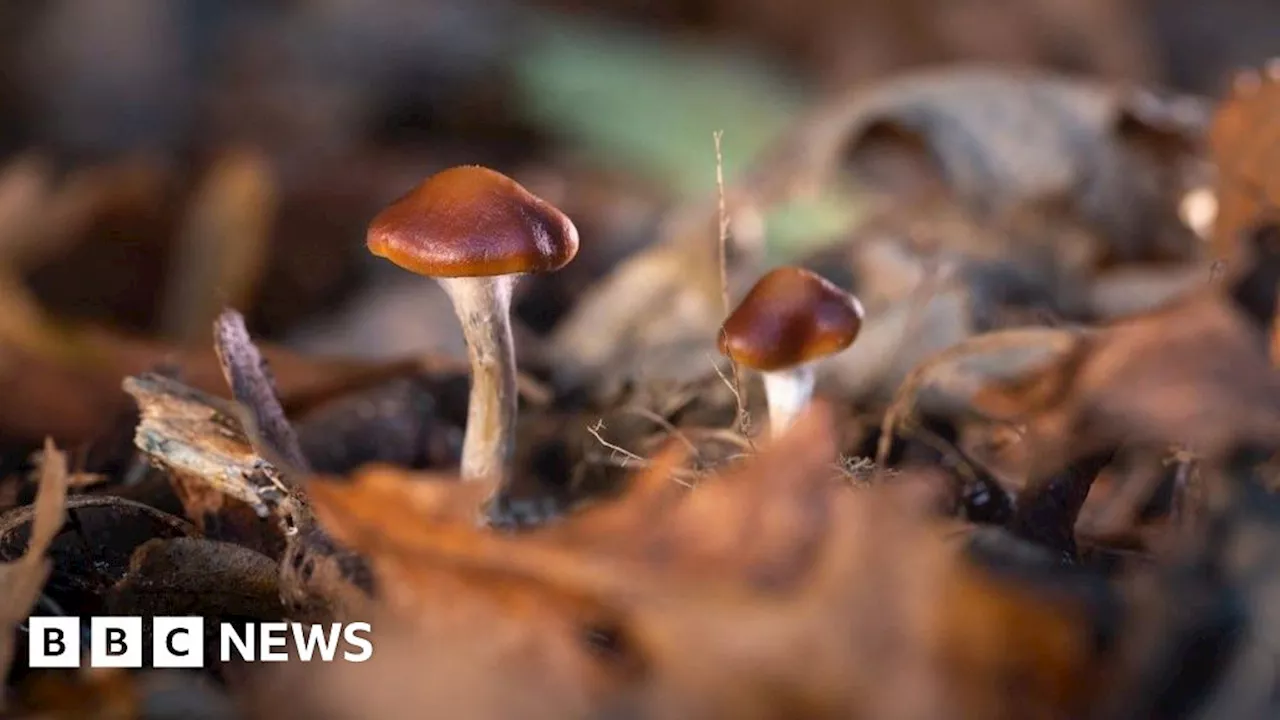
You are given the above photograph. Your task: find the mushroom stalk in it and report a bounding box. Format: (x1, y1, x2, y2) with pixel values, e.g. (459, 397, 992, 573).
(761, 364, 815, 438)
(436, 275, 519, 490)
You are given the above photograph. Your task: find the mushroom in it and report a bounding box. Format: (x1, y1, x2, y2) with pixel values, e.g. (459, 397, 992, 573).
(366, 165, 579, 514)
(718, 266, 863, 437)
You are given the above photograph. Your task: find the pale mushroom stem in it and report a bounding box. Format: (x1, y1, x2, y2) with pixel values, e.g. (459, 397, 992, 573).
(761, 364, 815, 438)
(435, 275, 519, 494)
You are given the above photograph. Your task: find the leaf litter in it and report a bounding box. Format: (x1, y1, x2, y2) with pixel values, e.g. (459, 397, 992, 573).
(3, 41, 1280, 720)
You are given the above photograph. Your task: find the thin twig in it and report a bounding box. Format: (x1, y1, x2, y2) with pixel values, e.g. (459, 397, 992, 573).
(710, 354, 757, 449)
(586, 419, 648, 468)
(618, 406, 703, 460)
(585, 419, 705, 489)
(1167, 446, 1197, 526)
(709, 355, 742, 407)
(586, 452, 699, 488)
(713, 131, 755, 448)
(213, 309, 311, 474)
(714, 130, 731, 318)
(832, 456, 888, 486)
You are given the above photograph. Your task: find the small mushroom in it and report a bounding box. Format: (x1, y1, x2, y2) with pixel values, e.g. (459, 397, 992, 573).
(366, 166, 579, 516)
(719, 267, 863, 437)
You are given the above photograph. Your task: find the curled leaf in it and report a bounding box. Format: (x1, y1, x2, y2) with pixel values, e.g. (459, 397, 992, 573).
(0, 439, 69, 703)
(295, 405, 1106, 719)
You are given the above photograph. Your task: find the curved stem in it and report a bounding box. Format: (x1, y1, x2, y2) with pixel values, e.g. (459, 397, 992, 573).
(437, 275, 518, 493)
(762, 365, 814, 438)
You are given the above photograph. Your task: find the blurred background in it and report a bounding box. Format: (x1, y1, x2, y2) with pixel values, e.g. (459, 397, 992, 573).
(0, 0, 1274, 362)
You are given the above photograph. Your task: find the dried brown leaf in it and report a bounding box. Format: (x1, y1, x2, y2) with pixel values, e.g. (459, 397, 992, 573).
(12, 665, 237, 720)
(0, 439, 69, 706)
(296, 405, 1104, 719)
(1206, 62, 1280, 361)
(1209, 62, 1280, 269)
(744, 67, 1207, 266)
(0, 318, 420, 447)
(875, 325, 1089, 466)
(974, 236, 1280, 479)
(105, 537, 285, 620)
(0, 495, 197, 617)
(161, 147, 276, 346)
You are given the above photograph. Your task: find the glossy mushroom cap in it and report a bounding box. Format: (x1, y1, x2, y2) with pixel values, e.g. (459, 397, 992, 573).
(718, 266, 863, 371)
(367, 165, 579, 278)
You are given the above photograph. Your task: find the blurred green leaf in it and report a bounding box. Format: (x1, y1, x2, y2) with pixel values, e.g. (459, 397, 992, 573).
(512, 16, 863, 253)
(763, 190, 863, 261)
(513, 17, 804, 195)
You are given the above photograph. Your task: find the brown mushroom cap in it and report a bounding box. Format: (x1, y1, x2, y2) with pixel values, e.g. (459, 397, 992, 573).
(718, 266, 863, 371)
(366, 165, 579, 278)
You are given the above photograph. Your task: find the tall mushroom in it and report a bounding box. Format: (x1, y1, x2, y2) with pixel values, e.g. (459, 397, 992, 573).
(719, 266, 863, 437)
(366, 165, 579, 515)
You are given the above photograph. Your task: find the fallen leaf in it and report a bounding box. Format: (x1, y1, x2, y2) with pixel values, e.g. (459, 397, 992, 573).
(11, 667, 137, 720)
(160, 146, 276, 346)
(0, 495, 196, 615)
(0, 438, 69, 707)
(974, 225, 1280, 477)
(12, 667, 237, 720)
(1208, 63, 1280, 269)
(961, 224, 1280, 558)
(1205, 62, 1280, 362)
(743, 66, 1209, 267)
(105, 537, 286, 621)
(875, 325, 1089, 466)
(290, 405, 1106, 719)
(0, 318, 422, 448)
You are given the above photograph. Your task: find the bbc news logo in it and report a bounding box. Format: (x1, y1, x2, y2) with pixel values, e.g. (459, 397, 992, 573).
(28, 617, 373, 668)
